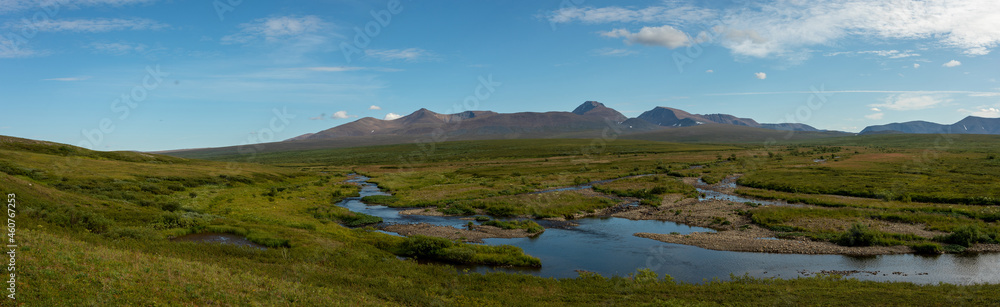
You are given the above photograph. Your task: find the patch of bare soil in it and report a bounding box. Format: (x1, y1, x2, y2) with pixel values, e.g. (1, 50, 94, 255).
(381, 223, 540, 243)
(612, 197, 746, 230)
(398, 208, 447, 216)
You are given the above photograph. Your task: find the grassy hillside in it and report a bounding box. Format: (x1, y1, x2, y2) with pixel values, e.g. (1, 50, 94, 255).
(7, 135, 1000, 305)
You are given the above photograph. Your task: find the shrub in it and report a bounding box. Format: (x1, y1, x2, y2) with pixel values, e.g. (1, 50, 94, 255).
(105, 227, 164, 241)
(482, 219, 544, 234)
(161, 201, 181, 212)
(837, 223, 881, 247)
(339, 212, 383, 227)
(939, 225, 995, 247)
(360, 195, 399, 205)
(912, 242, 943, 254)
(440, 204, 476, 216)
(246, 232, 291, 248)
(485, 205, 518, 217)
(398, 235, 454, 257)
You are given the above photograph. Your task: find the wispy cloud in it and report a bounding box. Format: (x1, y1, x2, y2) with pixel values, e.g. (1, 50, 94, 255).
(942, 60, 962, 67)
(369, 105, 381, 110)
(958, 105, 1000, 117)
(0, 0, 157, 14)
(592, 48, 636, 57)
(364, 48, 433, 61)
(870, 94, 951, 111)
(547, 5, 715, 25)
(222, 15, 334, 44)
(43, 76, 92, 81)
(754, 72, 766, 80)
(383, 113, 402, 120)
(865, 113, 884, 120)
(556, 1, 1000, 59)
(87, 42, 147, 55)
(7, 18, 168, 32)
(825, 50, 920, 58)
(0, 37, 40, 58)
(600, 26, 690, 49)
(299, 66, 402, 72)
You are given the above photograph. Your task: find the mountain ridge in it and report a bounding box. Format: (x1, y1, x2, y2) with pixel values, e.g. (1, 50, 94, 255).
(290, 101, 821, 142)
(860, 116, 1000, 135)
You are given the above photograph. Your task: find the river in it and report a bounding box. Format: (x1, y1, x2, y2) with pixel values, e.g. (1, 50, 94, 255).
(340, 175, 1000, 284)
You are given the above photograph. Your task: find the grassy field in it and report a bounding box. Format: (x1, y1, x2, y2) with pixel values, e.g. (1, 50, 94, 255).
(8, 134, 1000, 304)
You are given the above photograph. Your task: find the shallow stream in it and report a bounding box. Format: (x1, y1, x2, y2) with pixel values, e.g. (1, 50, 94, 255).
(341, 175, 1000, 284)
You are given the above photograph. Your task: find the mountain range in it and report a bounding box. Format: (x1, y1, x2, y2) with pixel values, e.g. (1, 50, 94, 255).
(860, 116, 1000, 135)
(288, 101, 820, 142)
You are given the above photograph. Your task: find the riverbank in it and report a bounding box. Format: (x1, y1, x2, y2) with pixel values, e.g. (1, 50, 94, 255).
(381, 223, 541, 243)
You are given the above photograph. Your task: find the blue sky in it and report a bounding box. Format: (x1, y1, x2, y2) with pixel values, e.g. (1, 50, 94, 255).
(1, 0, 999, 151)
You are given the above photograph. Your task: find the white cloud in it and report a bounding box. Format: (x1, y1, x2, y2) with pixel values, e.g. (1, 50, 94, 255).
(88, 42, 147, 55)
(705, 69, 714, 73)
(871, 94, 950, 111)
(43, 76, 91, 81)
(222, 15, 332, 44)
(958, 106, 1000, 117)
(369, 105, 381, 110)
(559, 1, 1000, 59)
(754, 72, 766, 80)
(6, 18, 167, 32)
(592, 48, 636, 57)
(865, 113, 884, 120)
(331, 111, 356, 119)
(913, 63, 920, 69)
(719, 1, 1000, 58)
(942, 60, 962, 67)
(826, 50, 920, 58)
(383, 113, 402, 120)
(601, 25, 690, 48)
(364, 48, 433, 61)
(870, 107, 881, 112)
(547, 5, 716, 25)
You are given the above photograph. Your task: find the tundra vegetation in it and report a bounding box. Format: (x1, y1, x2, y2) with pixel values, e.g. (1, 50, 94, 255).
(5, 134, 1000, 305)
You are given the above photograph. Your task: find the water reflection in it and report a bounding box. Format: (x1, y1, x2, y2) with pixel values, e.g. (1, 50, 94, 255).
(341, 175, 1000, 285)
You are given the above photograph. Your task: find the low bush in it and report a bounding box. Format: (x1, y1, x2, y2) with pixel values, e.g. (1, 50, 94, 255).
(360, 195, 399, 205)
(397, 236, 541, 267)
(912, 242, 943, 254)
(482, 219, 544, 234)
(938, 225, 997, 247)
(339, 212, 383, 227)
(246, 231, 291, 248)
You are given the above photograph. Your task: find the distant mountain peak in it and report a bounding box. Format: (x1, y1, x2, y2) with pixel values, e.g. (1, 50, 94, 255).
(571, 101, 628, 122)
(571, 101, 605, 115)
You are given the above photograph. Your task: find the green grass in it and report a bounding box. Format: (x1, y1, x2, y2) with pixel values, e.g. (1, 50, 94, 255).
(481, 219, 545, 234)
(592, 175, 698, 206)
(9, 134, 1000, 305)
(394, 235, 541, 267)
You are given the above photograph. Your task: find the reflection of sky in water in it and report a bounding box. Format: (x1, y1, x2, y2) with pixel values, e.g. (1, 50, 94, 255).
(344, 175, 1000, 285)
